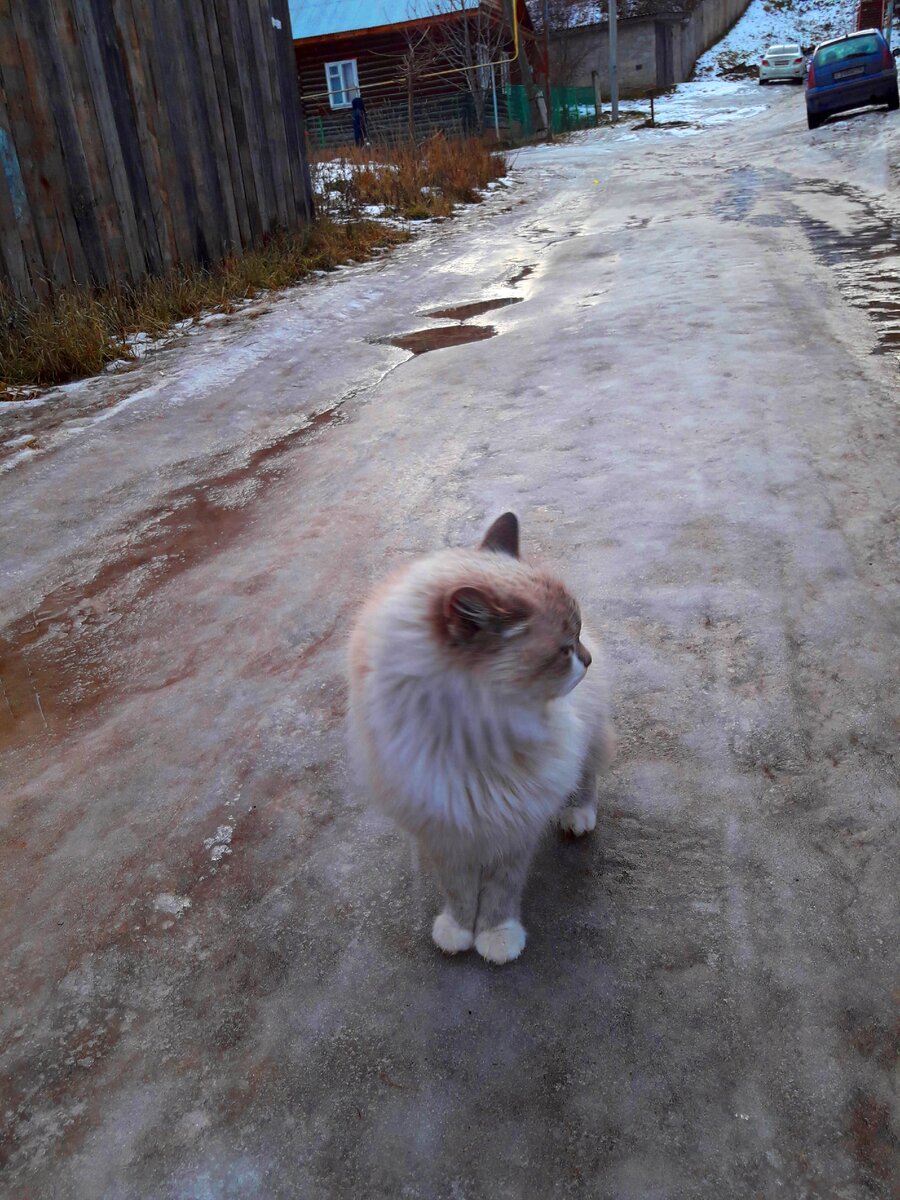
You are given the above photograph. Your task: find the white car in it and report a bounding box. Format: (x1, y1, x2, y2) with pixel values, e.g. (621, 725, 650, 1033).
(759, 44, 806, 84)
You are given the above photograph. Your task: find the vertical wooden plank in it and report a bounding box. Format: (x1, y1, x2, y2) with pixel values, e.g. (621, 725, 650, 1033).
(5, 3, 91, 288)
(103, 0, 182, 271)
(251, 0, 291, 228)
(174, 0, 227, 260)
(44, 0, 131, 286)
(70, 0, 146, 280)
(271, 0, 311, 225)
(0, 75, 42, 302)
(215, 0, 263, 241)
(228, 0, 276, 233)
(26, 0, 112, 285)
(247, 0, 291, 227)
(202, 0, 251, 247)
(0, 131, 36, 301)
(183, 1, 239, 256)
(117, 0, 195, 267)
(145, 0, 212, 263)
(271, 0, 314, 223)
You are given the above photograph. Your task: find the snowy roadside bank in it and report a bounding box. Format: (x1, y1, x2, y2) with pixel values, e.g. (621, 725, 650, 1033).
(695, 0, 859, 77)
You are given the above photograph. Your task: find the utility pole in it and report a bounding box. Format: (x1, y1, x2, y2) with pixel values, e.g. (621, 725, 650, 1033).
(886, 0, 895, 47)
(609, 0, 619, 123)
(543, 0, 553, 139)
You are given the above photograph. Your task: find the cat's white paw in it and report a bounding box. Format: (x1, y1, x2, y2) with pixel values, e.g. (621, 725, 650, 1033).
(475, 918, 526, 965)
(558, 804, 597, 836)
(432, 911, 474, 954)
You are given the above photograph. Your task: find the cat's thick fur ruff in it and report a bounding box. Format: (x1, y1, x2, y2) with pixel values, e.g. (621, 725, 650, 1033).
(347, 513, 614, 964)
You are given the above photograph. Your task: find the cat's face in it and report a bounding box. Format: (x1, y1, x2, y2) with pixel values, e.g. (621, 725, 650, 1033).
(435, 513, 593, 702)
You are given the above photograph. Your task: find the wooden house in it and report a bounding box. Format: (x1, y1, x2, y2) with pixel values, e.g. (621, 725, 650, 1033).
(289, 0, 541, 146)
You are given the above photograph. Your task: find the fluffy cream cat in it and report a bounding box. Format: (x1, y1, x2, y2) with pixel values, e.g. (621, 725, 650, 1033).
(347, 513, 614, 964)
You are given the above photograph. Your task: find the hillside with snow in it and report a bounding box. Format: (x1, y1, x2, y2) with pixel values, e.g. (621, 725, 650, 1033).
(695, 0, 859, 77)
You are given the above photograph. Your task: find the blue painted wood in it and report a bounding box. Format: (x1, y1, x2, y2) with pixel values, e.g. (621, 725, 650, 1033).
(0, 126, 26, 220)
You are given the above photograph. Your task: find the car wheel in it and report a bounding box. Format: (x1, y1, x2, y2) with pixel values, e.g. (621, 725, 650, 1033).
(887, 84, 899, 111)
(807, 111, 821, 129)
(758, 77, 766, 85)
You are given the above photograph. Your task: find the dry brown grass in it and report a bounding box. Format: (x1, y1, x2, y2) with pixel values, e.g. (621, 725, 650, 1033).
(0, 135, 505, 396)
(312, 133, 507, 221)
(0, 220, 405, 394)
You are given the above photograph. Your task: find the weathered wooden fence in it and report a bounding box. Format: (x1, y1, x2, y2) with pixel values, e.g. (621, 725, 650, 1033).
(0, 0, 314, 304)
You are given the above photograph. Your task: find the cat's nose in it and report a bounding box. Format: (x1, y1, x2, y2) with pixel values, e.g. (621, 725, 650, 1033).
(576, 643, 592, 669)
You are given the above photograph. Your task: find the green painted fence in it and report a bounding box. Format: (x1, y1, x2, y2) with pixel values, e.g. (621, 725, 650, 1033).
(505, 85, 598, 138)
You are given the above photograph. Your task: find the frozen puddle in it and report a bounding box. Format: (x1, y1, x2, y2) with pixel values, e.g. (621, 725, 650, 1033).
(382, 294, 525, 355)
(425, 297, 522, 320)
(386, 325, 497, 355)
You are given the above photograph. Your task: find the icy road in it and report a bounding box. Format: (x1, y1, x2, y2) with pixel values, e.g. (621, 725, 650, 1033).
(1, 82, 898, 1198)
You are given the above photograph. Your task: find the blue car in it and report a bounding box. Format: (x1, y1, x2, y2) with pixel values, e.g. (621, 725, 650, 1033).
(806, 28, 899, 129)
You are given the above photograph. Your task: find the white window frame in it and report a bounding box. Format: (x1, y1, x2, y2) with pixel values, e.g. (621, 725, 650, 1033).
(476, 42, 491, 90)
(325, 59, 360, 109)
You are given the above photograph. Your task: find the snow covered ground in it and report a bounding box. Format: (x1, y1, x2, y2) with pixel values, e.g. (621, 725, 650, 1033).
(609, 77, 769, 134)
(696, 0, 859, 77)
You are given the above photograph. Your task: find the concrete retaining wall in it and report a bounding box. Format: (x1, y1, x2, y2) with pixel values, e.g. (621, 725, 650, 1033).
(551, 0, 752, 98)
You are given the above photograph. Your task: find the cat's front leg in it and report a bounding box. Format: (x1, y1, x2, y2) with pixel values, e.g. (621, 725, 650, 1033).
(558, 721, 614, 837)
(421, 841, 480, 955)
(558, 761, 598, 836)
(474, 846, 534, 964)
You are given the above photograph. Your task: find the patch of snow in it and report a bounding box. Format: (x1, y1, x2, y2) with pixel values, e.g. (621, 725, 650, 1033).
(4, 434, 37, 450)
(124, 331, 154, 358)
(695, 0, 859, 77)
(600, 79, 769, 138)
(153, 893, 191, 917)
(0, 447, 38, 473)
(1, 392, 50, 411)
(703, 103, 768, 124)
(203, 824, 234, 863)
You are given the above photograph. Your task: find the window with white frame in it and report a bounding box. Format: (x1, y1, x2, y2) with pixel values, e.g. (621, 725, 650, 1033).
(476, 43, 491, 91)
(325, 59, 360, 109)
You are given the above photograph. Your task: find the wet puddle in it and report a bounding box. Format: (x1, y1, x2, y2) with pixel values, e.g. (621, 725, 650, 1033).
(712, 165, 794, 224)
(425, 297, 522, 321)
(387, 325, 497, 355)
(0, 406, 346, 752)
(385, 293, 525, 356)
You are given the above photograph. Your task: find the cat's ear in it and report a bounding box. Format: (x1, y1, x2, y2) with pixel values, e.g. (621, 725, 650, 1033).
(480, 512, 519, 558)
(444, 586, 522, 642)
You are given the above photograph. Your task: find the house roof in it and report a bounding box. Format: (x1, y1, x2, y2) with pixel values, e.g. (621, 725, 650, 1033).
(288, 0, 479, 41)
